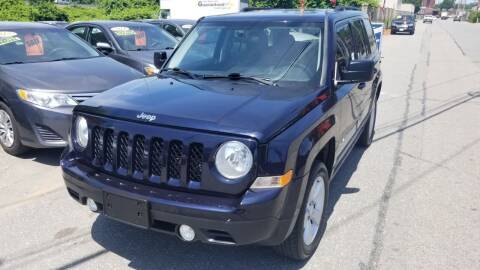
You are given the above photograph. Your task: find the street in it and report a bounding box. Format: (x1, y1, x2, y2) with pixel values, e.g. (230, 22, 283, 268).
(0, 20, 479, 270)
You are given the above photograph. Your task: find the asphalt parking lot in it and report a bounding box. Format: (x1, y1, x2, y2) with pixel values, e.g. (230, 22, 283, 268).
(1, 20, 479, 270)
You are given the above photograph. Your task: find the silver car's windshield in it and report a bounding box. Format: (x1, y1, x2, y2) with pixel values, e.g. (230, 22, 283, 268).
(166, 21, 323, 87)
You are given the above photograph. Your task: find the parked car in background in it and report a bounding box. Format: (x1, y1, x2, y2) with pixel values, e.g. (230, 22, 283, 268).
(423, 15, 434, 23)
(453, 15, 461, 22)
(0, 22, 143, 155)
(391, 15, 416, 35)
(62, 9, 382, 260)
(67, 21, 178, 75)
(37, 21, 69, 28)
(135, 19, 196, 40)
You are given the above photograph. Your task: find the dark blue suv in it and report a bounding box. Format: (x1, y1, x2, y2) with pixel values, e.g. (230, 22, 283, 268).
(61, 9, 382, 260)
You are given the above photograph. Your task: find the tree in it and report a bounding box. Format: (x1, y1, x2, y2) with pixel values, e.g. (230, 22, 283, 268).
(402, 0, 421, 13)
(31, 1, 69, 21)
(438, 0, 454, 10)
(0, 0, 32, 21)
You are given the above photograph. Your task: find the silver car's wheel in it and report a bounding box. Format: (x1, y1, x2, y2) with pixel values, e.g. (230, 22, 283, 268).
(303, 175, 326, 246)
(0, 109, 14, 148)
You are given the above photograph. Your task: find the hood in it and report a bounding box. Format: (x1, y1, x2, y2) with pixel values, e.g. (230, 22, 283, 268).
(126, 49, 174, 66)
(76, 76, 322, 142)
(1, 57, 143, 93)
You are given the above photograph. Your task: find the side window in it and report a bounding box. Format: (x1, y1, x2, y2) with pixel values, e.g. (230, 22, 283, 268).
(163, 24, 183, 38)
(350, 20, 370, 60)
(336, 24, 353, 66)
(70, 26, 87, 40)
(89, 27, 109, 47)
(363, 19, 377, 54)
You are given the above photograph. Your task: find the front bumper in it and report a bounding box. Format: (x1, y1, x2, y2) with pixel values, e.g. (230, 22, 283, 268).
(391, 25, 414, 32)
(11, 100, 72, 148)
(61, 156, 304, 246)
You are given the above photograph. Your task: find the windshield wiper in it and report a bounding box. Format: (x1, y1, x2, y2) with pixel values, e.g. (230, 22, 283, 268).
(161, 67, 199, 79)
(50, 57, 82, 62)
(2, 61, 25, 65)
(202, 73, 276, 86)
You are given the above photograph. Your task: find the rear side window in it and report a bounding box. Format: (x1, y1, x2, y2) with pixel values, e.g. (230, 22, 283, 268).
(363, 19, 377, 54)
(350, 20, 370, 60)
(89, 27, 109, 46)
(70, 26, 88, 40)
(163, 24, 183, 38)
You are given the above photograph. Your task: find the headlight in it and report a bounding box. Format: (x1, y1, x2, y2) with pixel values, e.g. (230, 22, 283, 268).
(144, 64, 160, 76)
(17, 89, 77, 108)
(215, 141, 253, 179)
(75, 116, 89, 149)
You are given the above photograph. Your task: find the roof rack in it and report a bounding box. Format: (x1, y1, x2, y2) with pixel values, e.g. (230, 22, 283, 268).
(334, 6, 361, 11)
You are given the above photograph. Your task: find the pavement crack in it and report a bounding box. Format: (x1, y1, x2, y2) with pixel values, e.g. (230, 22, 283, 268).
(366, 63, 417, 269)
(439, 23, 466, 56)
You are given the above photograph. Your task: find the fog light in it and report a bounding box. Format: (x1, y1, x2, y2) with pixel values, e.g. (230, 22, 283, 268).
(178, 224, 195, 242)
(86, 198, 98, 212)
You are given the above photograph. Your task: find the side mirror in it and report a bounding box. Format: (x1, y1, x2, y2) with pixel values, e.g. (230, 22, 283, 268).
(96, 42, 113, 54)
(338, 60, 375, 83)
(154, 51, 168, 69)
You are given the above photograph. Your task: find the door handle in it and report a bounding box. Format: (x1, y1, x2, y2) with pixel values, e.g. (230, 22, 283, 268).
(358, 83, 367, 90)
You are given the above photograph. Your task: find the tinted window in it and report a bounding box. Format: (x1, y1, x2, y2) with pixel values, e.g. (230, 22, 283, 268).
(163, 24, 183, 38)
(90, 27, 109, 46)
(0, 28, 100, 65)
(350, 20, 370, 60)
(336, 23, 353, 64)
(363, 19, 377, 55)
(167, 21, 323, 86)
(70, 26, 88, 40)
(110, 25, 177, 51)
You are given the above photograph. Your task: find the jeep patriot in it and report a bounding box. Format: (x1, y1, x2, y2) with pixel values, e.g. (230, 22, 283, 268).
(61, 9, 382, 260)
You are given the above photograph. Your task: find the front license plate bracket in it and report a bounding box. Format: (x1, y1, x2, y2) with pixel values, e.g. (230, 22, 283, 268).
(103, 192, 150, 228)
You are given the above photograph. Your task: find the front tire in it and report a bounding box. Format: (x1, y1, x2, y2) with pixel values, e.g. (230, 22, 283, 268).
(0, 102, 28, 156)
(358, 99, 377, 147)
(274, 162, 329, 260)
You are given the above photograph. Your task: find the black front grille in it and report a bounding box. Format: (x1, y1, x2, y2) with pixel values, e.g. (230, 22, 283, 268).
(188, 144, 203, 182)
(90, 128, 204, 187)
(168, 141, 183, 180)
(150, 139, 164, 177)
(133, 136, 145, 173)
(92, 127, 104, 164)
(117, 132, 129, 170)
(104, 130, 114, 166)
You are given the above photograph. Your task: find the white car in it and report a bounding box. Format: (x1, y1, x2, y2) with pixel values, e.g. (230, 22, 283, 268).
(423, 15, 434, 23)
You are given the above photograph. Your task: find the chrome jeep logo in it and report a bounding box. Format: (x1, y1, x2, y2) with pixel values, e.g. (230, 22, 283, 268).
(136, 112, 156, 122)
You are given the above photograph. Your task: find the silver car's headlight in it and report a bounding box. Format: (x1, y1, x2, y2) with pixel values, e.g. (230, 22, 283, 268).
(215, 141, 253, 179)
(17, 89, 77, 109)
(74, 116, 89, 150)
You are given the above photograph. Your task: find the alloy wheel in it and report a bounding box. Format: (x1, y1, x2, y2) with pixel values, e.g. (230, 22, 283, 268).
(303, 175, 326, 246)
(0, 110, 15, 148)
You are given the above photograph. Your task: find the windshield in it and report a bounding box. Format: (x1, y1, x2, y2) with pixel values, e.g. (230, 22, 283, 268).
(166, 21, 323, 87)
(394, 15, 414, 22)
(0, 28, 100, 65)
(110, 25, 177, 51)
